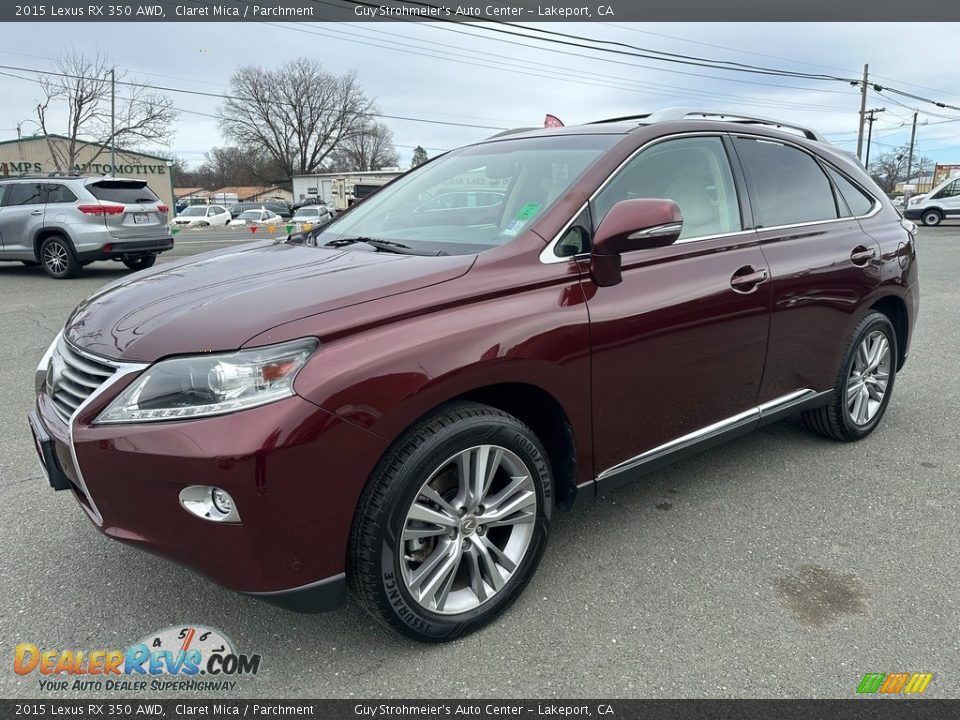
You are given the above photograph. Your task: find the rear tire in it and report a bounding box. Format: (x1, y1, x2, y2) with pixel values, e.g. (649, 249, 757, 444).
(802, 311, 897, 441)
(39, 236, 81, 279)
(921, 209, 943, 226)
(349, 401, 553, 642)
(123, 254, 157, 272)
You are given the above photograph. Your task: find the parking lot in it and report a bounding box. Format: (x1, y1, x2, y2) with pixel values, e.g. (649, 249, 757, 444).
(0, 225, 957, 699)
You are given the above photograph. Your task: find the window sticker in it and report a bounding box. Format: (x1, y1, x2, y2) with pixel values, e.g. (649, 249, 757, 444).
(501, 218, 527, 237)
(516, 202, 542, 220)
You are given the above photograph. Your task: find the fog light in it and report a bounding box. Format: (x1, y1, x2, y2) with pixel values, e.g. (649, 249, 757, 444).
(211, 487, 233, 514)
(179, 485, 241, 523)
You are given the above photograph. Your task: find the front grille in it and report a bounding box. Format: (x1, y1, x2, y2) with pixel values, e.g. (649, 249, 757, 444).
(50, 337, 118, 423)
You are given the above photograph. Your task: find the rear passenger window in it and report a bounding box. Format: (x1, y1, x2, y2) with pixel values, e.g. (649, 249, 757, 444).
(593, 136, 742, 241)
(2, 183, 43, 206)
(734, 138, 838, 227)
(825, 167, 875, 217)
(45, 184, 78, 204)
(88, 181, 159, 204)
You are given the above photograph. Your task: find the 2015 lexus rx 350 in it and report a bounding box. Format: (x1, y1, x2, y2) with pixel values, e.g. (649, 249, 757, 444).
(29, 110, 919, 641)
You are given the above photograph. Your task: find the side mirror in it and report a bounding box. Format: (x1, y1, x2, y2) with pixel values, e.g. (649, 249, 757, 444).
(590, 199, 683, 287)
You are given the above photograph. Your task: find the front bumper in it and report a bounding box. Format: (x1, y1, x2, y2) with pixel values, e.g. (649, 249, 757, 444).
(30, 386, 388, 611)
(902, 208, 924, 220)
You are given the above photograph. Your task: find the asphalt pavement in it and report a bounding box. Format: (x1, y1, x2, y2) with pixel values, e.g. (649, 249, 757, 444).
(0, 226, 957, 699)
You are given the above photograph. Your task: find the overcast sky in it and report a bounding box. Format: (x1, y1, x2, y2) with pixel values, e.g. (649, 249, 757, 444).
(2, 22, 959, 173)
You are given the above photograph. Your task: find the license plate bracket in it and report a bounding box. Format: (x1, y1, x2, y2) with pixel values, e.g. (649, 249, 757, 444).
(133, 213, 149, 224)
(28, 411, 73, 491)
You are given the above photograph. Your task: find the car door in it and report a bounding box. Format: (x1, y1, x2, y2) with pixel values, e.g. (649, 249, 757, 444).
(730, 136, 881, 403)
(0, 182, 46, 259)
(583, 135, 771, 489)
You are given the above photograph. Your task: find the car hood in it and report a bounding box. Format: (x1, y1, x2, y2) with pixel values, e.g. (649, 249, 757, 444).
(64, 240, 475, 362)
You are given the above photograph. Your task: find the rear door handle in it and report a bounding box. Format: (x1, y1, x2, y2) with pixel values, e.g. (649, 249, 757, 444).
(850, 245, 877, 266)
(730, 265, 769, 293)
(30, 210, 43, 216)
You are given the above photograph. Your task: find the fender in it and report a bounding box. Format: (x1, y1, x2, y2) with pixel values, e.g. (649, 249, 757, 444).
(244, 242, 595, 487)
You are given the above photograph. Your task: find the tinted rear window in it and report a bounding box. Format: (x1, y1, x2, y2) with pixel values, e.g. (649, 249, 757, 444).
(825, 167, 875, 217)
(88, 181, 159, 204)
(734, 137, 838, 227)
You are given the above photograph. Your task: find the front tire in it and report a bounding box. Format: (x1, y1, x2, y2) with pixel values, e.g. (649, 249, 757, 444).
(921, 209, 943, 226)
(349, 401, 553, 642)
(122, 254, 157, 271)
(802, 311, 897, 441)
(40, 236, 81, 279)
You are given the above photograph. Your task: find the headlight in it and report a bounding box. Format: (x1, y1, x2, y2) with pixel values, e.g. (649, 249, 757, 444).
(95, 338, 318, 424)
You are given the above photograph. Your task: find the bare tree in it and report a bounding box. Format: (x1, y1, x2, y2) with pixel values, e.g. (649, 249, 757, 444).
(869, 144, 935, 194)
(327, 120, 399, 172)
(33, 49, 177, 172)
(219, 59, 375, 180)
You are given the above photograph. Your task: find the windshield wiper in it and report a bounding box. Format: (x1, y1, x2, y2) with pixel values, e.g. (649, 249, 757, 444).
(325, 237, 449, 256)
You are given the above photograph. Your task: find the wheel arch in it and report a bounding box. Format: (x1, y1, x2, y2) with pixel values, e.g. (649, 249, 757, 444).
(869, 294, 909, 370)
(457, 382, 578, 511)
(34, 228, 73, 260)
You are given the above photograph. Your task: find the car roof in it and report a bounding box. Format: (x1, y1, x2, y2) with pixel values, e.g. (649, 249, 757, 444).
(481, 108, 832, 146)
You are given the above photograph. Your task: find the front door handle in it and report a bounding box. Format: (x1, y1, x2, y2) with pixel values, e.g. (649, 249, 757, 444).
(30, 209, 43, 216)
(730, 265, 769, 293)
(850, 245, 877, 266)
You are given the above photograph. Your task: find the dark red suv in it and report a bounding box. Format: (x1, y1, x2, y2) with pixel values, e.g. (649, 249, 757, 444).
(29, 109, 919, 641)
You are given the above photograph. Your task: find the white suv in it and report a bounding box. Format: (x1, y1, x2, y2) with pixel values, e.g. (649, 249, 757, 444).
(0, 175, 173, 278)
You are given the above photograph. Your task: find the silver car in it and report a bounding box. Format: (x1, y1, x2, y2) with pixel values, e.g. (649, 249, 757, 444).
(0, 175, 173, 279)
(291, 204, 332, 226)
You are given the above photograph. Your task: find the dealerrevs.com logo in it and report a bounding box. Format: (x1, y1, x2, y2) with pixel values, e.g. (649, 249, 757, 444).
(14, 625, 261, 693)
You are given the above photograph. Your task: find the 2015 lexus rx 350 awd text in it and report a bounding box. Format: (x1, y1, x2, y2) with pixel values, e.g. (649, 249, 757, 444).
(29, 109, 919, 642)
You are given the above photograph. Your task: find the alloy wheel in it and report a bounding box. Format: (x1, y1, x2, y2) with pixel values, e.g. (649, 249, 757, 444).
(846, 330, 891, 426)
(399, 444, 537, 615)
(43, 242, 68, 275)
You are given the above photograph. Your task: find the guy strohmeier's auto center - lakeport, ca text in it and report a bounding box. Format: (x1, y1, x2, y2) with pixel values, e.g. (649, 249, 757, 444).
(14, 3, 612, 19)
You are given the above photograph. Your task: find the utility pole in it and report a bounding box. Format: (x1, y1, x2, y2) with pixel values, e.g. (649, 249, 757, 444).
(855, 63, 869, 161)
(863, 108, 885, 169)
(905, 110, 918, 191)
(110, 67, 116, 173)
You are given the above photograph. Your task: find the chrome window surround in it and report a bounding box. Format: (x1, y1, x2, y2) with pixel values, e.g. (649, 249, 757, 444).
(38, 335, 147, 526)
(539, 131, 882, 265)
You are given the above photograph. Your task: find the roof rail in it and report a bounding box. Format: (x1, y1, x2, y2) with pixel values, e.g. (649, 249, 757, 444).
(590, 107, 828, 143)
(486, 127, 538, 139)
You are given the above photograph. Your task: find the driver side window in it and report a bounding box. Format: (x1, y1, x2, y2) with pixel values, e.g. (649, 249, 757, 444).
(593, 136, 742, 241)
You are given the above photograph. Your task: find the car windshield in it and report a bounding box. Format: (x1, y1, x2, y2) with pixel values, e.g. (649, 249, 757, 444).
(179, 207, 207, 217)
(313, 134, 619, 255)
(294, 209, 319, 217)
(238, 211, 263, 220)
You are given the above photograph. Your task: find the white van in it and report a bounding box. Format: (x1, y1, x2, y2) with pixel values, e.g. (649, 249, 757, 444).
(904, 174, 960, 226)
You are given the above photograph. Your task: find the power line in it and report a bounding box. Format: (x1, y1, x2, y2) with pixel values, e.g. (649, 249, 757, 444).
(0, 61, 509, 131)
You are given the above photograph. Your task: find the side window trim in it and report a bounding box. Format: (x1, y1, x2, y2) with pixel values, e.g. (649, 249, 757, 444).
(542, 131, 758, 264)
(590, 134, 745, 244)
(820, 162, 880, 219)
(721, 133, 756, 231)
(731, 133, 881, 229)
